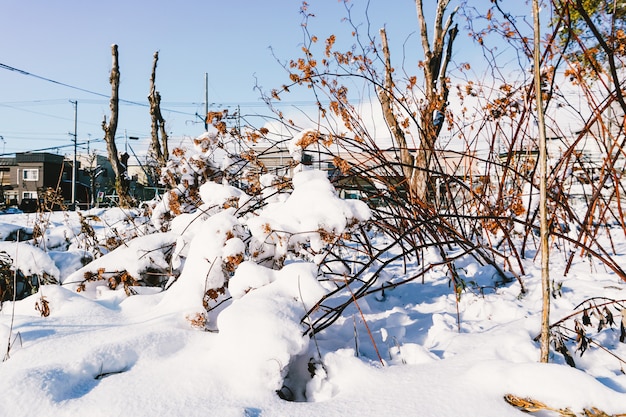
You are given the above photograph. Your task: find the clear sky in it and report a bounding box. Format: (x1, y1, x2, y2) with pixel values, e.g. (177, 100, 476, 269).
(0, 0, 531, 158)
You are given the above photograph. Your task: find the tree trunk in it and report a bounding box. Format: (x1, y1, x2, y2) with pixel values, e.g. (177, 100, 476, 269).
(416, 0, 458, 204)
(572, 0, 626, 114)
(149, 51, 169, 169)
(378, 28, 419, 199)
(377, 1, 458, 204)
(102, 44, 133, 208)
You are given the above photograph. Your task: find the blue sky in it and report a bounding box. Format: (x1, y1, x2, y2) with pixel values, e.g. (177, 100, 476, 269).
(0, 0, 531, 157)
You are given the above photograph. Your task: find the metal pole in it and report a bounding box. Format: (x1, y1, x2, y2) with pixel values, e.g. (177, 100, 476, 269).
(0, 136, 4, 205)
(70, 100, 77, 209)
(205, 72, 209, 132)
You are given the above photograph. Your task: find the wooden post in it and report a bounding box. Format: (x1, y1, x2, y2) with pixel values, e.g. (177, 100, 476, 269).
(533, 0, 551, 363)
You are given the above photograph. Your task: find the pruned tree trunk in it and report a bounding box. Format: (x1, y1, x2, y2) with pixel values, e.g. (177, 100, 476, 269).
(378, 1, 458, 204)
(148, 51, 169, 169)
(102, 44, 133, 208)
(533, 0, 551, 364)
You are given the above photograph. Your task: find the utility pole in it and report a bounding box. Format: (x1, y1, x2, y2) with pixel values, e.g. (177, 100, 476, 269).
(70, 100, 78, 209)
(0, 136, 5, 205)
(205, 72, 209, 132)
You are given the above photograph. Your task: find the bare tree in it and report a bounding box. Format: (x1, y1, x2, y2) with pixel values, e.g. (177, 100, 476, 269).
(379, 0, 458, 203)
(554, 0, 626, 112)
(102, 44, 133, 208)
(148, 51, 169, 169)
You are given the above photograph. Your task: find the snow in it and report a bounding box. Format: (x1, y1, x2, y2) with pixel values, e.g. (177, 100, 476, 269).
(0, 241, 60, 279)
(0, 221, 31, 242)
(247, 169, 371, 259)
(0, 165, 625, 417)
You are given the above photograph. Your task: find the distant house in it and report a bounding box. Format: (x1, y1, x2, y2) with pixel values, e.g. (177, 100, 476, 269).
(0, 152, 100, 210)
(495, 102, 626, 201)
(0, 158, 12, 204)
(76, 151, 159, 205)
(248, 140, 480, 207)
(0, 150, 166, 209)
(74, 153, 115, 207)
(0, 153, 69, 208)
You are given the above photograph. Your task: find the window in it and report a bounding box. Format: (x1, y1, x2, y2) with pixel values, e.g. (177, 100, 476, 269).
(22, 169, 39, 181)
(22, 191, 37, 199)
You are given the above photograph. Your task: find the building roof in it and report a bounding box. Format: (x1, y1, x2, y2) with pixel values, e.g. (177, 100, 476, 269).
(15, 152, 64, 164)
(0, 157, 16, 167)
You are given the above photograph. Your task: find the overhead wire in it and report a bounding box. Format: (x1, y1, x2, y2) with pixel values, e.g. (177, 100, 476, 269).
(0, 62, 344, 112)
(0, 61, 195, 117)
(0, 102, 77, 124)
(0, 60, 360, 147)
(0, 139, 105, 157)
(0, 62, 112, 99)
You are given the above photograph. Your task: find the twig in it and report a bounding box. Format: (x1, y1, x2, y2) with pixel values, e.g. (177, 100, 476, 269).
(343, 274, 384, 366)
(3, 230, 19, 361)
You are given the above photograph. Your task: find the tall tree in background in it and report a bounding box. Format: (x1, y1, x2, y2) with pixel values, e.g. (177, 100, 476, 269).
(102, 44, 132, 208)
(379, 0, 458, 203)
(148, 51, 169, 170)
(554, 0, 626, 111)
(277, 0, 459, 204)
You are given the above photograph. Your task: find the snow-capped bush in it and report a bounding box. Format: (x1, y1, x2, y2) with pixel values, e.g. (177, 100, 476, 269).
(148, 129, 371, 398)
(0, 241, 60, 302)
(62, 232, 179, 295)
(247, 169, 370, 264)
(158, 163, 370, 316)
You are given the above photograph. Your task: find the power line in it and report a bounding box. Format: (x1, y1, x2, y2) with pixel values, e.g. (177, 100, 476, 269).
(0, 102, 76, 124)
(0, 62, 112, 99)
(0, 61, 356, 125)
(0, 99, 70, 106)
(0, 61, 195, 117)
(0, 139, 105, 157)
(0, 99, 331, 108)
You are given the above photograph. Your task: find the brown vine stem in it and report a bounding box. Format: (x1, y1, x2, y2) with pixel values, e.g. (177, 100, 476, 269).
(3, 230, 19, 361)
(343, 274, 384, 366)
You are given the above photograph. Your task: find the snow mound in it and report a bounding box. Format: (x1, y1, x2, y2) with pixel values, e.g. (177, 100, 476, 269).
(62, 232, 178, 292)
(0, 241, 60, 279)
(248, 170, 370, 259)
(216, 262, 326, 394)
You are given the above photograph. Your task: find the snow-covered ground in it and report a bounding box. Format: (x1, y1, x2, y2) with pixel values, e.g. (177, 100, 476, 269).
(0, 168, 625, 416)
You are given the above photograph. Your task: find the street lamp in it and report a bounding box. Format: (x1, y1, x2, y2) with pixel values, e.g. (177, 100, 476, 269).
(124, 131, 139, 153)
